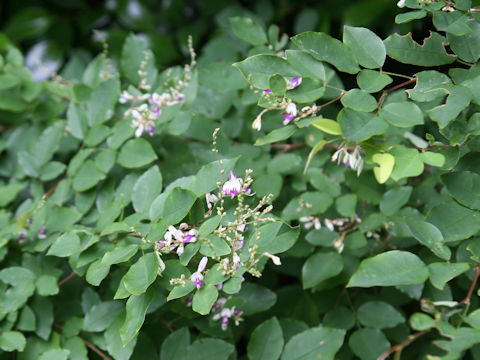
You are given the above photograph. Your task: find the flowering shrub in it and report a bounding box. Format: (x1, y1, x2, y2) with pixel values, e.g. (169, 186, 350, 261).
(1, 1, 480, 359)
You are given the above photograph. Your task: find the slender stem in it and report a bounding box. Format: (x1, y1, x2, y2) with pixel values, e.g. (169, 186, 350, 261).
(43, 174, 67, 199)
(271, 142, 306, 156)
(58, 271, 76, 286)
(377, 78, 417, 109)
(378, 330, 429, 360)
(318, 92, 345, 109)
(380, 71, 415, 80)
(459, 266, 480, 305)
(456, 58, 472, 67)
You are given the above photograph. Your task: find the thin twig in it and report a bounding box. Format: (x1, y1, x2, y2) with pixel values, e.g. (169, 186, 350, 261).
(377, 78, 417, 108)
(459, 266, 480, 305)
(271, 142, 306, 156)
(57, 271, 76, 286)
(377, 330, 429, 360)
(43, 174, 67, 199)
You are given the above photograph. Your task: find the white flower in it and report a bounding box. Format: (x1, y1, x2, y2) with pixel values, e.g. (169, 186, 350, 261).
(283, 102, 298, 125)
(222, 171, 242, 198)
(397, 0, 406, 8)
(190, 256, 208, 289)
(287, 76, 302, 90)
(263, 252, 281, 265)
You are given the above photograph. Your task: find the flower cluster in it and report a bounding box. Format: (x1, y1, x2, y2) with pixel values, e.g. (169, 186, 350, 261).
(157, 223, 198, 256)
(221, 171, 252, 198)
(211, 297, 244, 331)
(331, 145, 364, 176)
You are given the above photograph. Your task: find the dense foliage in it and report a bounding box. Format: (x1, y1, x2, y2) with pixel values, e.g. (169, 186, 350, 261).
(2, 0, 480, 359)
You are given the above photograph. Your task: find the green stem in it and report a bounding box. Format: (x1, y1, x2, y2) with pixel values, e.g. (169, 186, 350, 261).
(380, 71, 414, 80)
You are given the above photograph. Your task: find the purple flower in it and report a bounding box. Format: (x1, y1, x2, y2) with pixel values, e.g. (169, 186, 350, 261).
(283, 103, 297, 125)
(190, 256, 208, 289)
(287, 76, 302, 90)
(38, 227, 46, 239)
(222, 171, 242, 198)
(264, 89, 272, 93)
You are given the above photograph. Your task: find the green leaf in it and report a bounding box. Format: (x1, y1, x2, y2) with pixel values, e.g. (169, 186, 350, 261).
(348, 250, 429, 287)
(102, 245, 138, 266)
(405, 218, 451, 260)
(160, 328, 190, 360)
(302, 251, 343, 289)
(380, 186, 412, 216)
(285, 50, 325, 80)
(120, 288, 155, 345)
(38, 349, 70, 360)
(0, 331, 26, 352)
(372, 153, 395, 184)
(238, 283, 276, 315)
(311, 118, 342, 135)
(198, 215, 221, 238)
(132, 165, 162, 213)
(87, 78, 120, 126)
(72, 160, 106, 192)
(118, 138, 158, 169)
(34, 122, 64, 167)
(86, 259, 110, 286)
(343, 26, 386, 68)
(255, 222, 300, 254)
(83, 301, 123, 332)
(156, 187, 197, 225)
(233, 54, 300, 89)
(433, 10, 471, 36)
(407, 70, 451, 102)
(187, 338, 234, 360)
(291, 32, 360, 74)
(167, 281, 195, 301)
(121, 34, 157, 86)
(247, 317, 284, 360)
(442, 171, 480, 210)
(421, 151, 445, 167)
(188, 157, 238, 196)
(338, 109, 388, 142)
(122, 252, 158, 295)
(105, 314, 137, 360)
(304, 140, 327, 174)
(348, 328, 390, 360)
(0, 183, 26, 207)
(447, 21, 480, 63)
(255, 125, 297, 146)
(192, 284, 218, 315)
(229, 16, 267, 46)
(428, 262, 470, 290)
(281, 327, 345, 360)
(395, 10, 427, 24)
(286, 78, 325, 103)
(268, 74, 287, 96)
(410, 313, 436, 330)
(341, 89, 377, 112)
(357, 301, 405, 329)
(384, 32, 456, 66)
(357, 70, 393, 93)
(35, 275, 59, 296)
(390, 146, 424, 181)
(379, 102, 424, 127)
(427, 86, 472, 128)
(427, 201, 480, 242)
(47, 232, 81, 257)
(336, 194, 358, 217)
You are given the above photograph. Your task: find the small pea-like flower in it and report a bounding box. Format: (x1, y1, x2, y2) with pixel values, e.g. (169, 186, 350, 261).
(263, 252, 281, 265)
(283, 102, 298, 125)
(287, 76, 302, 90)
(237, 223, 247, 232)
(222, 171, 242, 198)
(18, 229, 27, 243)
(299, 216, 322, 230)
(324, 219, 335, 232)
(232, 253, 241, 270)
(37, 226, 46, 239)
(213, 308, 233, 331)
(191, 256, 208, 289)
(264, 89, 272, 94)
(119, 90, 134, 104)
(397, 0, 405, 7)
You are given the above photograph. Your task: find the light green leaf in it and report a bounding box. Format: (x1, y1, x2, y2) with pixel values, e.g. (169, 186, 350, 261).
(38, 349, 70, 360)
(410, 313, 436, 330)
(291, 32, 360, 74)
(287, 78, 325, 103)
(47, 232, 81, 257)
(192, 284, 218, 315)
(120, 288, 155, 345)
(384, 32, 456, 66)
(311, 118, 342, 135)
(302, 251, 343, 289)
(122, 252, 158, 295)
(167, 281, 195, 301)
(395, 10, 427, 24)
(0, 331, 26, 352)
(281, 327, 345, 360)
(304, 140, 327, 174)
(380, 186, 412, 216)
(132, 165, 162, 213)
(348, 250, 429, 287)
(433, 10, 471, 36)
(155, 187, 197, 225)
(390, 146, 424, 181)
(343, 26, 386, 68)
(0, 183, 26, 207)
(268, 74, 287, 96)
(35, 275, 59, 296)
(83, 301, 123, 332)
(421, 151, 445, 167)
(87, 78, 120, 126)
(247, 317, 284, 360)
(255, 222, 300, 254)
(379, 102, 424, 127)
(102, 245, 138, 266)
(72, 160, 106, 192)
(372, 153, 395, 184)
(229, 16, 267, 46)
(86, 259, 110, 286)
(405, 218, 451, 260)
(188, 157, 238, 196)
(121, 33, 157, 86)
(255, 125, 297, 146)
(118, 138, 158, 169)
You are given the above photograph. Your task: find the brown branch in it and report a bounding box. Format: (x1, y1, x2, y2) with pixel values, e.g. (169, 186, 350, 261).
(319, 93, 344, 109)
(54, 323, 112, 360)
(378, 330, 429, 360)
(377, 78, 417, 108)
(459, 266, 480, 305)
(58, 271, 76, 286)
(43, 174, 66, 199)
(271, 142, 306, 156)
